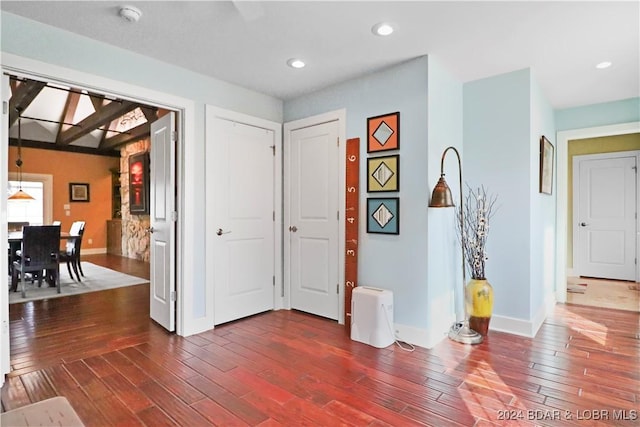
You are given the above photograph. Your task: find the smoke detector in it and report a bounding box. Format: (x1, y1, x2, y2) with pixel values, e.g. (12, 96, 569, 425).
(119, 5, 142, 23)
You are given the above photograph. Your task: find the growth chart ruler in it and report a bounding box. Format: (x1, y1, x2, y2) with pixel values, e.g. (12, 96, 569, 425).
(344, 137, 359, 335)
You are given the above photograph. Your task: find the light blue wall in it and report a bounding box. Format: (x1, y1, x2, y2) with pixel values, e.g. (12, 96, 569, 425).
(529, 72, 556, 320)
(285, 57, 431, 330)
(1, 12, 283, 322)
(426, 56, 463, 342)
(556, 97, 640, 131)
(463, 69, 532, 320)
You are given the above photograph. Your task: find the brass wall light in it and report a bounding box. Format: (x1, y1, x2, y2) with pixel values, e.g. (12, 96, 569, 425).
(429, 146, 482, 344)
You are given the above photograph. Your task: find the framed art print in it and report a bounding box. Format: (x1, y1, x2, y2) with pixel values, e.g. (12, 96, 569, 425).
(69, 183, 90, 202)
(367, 154, 399, 192)
(367, 112, 399, 153)
(367, 197, 399, 235)
(539, 136, 554, 195)
(129, 152, 150, 214)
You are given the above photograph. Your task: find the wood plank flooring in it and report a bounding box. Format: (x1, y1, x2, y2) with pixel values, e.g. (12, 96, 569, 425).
(2, 256, 639, 426)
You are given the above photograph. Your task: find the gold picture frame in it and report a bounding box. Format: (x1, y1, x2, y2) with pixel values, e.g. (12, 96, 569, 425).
(367, 154, 399, 192)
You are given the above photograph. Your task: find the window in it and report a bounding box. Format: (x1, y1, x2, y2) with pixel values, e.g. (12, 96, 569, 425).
(7, 181, 44, 225)
(7, 173, 53, 226)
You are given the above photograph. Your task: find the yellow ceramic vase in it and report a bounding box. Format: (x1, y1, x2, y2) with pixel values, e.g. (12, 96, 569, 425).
(465, 278, 494, 336)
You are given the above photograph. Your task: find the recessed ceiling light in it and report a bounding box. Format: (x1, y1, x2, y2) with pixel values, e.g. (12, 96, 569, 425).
(596, 61, 612, 69)
(372, 22, 394, 36)
(287, 58, 306, 69)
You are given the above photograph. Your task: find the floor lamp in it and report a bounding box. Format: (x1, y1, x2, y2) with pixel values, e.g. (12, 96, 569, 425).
(429, 146, 482, 345)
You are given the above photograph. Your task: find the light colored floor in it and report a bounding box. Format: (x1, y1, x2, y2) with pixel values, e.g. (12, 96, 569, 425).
(567, 276, 640, 312)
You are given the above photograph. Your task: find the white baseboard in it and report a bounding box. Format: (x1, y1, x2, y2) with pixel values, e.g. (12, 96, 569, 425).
(490, 300, 553, 338)
(82, 248, 107, 255)
(490, 314, 536, 337)
(394, 321, 451, 349)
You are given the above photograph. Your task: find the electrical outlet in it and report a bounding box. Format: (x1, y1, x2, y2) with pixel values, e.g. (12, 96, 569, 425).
(87, 238, 93, 245)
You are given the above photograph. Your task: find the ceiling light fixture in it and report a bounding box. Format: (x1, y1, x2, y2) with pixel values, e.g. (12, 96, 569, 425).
(596, 61, 612, 69)
(372, 22, 394, 36)
(8, 108, 35, 201)
(287, 58, 306, 69)
(119, 5, 142, 23)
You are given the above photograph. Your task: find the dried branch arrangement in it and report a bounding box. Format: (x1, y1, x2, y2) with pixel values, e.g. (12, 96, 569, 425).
(457, 185, 498, 280)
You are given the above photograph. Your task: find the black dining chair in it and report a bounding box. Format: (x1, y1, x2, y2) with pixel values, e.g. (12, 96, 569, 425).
(11, 225, 61, 298)
(59, 221, 85, 282)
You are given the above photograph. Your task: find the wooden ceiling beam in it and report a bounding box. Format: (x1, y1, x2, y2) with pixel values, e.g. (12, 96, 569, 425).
(9, 137, 120, 157)
(88, 92, 108, 112)
(141, 107, 158, 122)
(100, 122, 151, 150)
(8, 80, 47, 126)
(55, 90, 81, 142)
(57, 100, 139, 146)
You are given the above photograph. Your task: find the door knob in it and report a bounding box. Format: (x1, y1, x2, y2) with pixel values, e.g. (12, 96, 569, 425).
(580, 222, 588, 227)
(289, 225, 298, 232)
(146, 227, 155, 233)
(216, 228, 232, 236)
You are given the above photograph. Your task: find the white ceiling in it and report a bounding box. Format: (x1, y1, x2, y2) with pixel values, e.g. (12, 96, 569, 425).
(2, 1, 639, 109)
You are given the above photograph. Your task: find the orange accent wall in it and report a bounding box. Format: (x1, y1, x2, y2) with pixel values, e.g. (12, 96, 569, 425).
(8, 147, 119, 251)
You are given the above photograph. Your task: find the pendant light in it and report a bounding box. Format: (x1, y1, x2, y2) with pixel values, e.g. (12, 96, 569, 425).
(8, 107, 35, 201)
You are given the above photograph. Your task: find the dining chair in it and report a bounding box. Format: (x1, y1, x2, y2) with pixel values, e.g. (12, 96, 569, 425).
(8, 222, 29, 232)
(11, 225, 61, 298)
(60, 221, 85, 281)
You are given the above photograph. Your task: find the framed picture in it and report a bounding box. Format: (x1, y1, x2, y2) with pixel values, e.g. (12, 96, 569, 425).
(69, 183, 90, 202)
(129, 152, 150, 214)
(367, 197, 399, 235)
(367, 154, 399, 192)
(367, 112, 399, 153)
(539, 136, 554, 195)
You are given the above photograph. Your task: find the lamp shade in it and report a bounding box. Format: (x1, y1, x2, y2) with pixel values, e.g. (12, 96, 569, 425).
(8, 189, 35, 201)
(429, 175, 454, 207)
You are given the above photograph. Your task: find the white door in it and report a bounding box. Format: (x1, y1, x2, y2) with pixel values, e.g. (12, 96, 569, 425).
(575, 153, 637, 280)
(288, 120, 340, 320)
(149, 112, 176, 331)
(210, 118, 275, 325)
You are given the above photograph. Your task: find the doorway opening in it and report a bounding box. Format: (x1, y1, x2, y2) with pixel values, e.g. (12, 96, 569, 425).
(0, 72, 183, 373)
(556, 124, 640, 312)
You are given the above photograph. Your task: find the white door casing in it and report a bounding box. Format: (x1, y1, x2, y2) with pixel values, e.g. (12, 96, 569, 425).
(556, 124, 640, 305)
(211, 117, 275, 325)
(573, 152, 638, 281)
(150, 112, 177, 331)
(205, 106, 283, 325)
(285, 117, 341, 320)
(1, 73, 10, 385)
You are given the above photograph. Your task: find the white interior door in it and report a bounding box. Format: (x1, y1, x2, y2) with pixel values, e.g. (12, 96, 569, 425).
(574, 153, 637, 280)
(210, 117, 276, 325)
(149, 112, 176, 331)
(288, 120, 340, 320)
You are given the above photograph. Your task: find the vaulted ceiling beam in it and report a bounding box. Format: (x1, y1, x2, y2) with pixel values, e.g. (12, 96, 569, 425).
(8, 80, 47, 126)
(9, 137, 120, 157)
(100, 122, 151, 150)
(57, 100, 139, 146)
(141, 107, 158, 122)
(56, 90, 81, 142)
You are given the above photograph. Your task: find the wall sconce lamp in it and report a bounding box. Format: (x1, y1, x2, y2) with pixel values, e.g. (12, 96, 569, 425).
(429, 146, 482, 345)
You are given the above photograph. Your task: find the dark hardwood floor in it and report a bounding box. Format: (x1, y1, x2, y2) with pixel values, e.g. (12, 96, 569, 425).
(2, 256, 639, 425)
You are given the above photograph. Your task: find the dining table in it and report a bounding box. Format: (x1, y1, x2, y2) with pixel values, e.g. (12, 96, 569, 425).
(8, 230, 77, 273)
